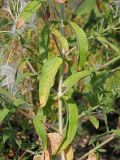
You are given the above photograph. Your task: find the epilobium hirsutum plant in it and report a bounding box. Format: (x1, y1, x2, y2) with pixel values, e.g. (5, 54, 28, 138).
(0, 0, 120, 160)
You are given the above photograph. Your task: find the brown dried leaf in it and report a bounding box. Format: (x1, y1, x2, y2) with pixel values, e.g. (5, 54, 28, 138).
(16, 18, 25, 29)
(87, 151, 97, 160)
(33, 133, 63, 160)
(33, 155, 41, 160)
(65, 145, 74, 160)
(54, 0, 66, 4)
(41, 150, 51, 160)
(47, 133, 62, 154)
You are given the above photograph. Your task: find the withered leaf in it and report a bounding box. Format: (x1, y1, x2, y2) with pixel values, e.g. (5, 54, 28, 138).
(65, 145, 74, 160)
(87, 151, 97, 160)
(16, 18, 25, 29)
(55, 0, 66, 4)
(47, 133, 62, 154)
(33, 155, 41, 160)
(41, 150, 51, 160)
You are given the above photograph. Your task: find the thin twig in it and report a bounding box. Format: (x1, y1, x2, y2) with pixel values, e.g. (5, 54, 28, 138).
(52, 33, 62, 55)
(79, 134, 115, 160)
(18, 108, 33, 119)
(26, 60, 37, 75)
(79, 105, 100, 119)
(96, 55, 120, 71)
(65, 46, 76, 57)
(18, 151, 27, 160)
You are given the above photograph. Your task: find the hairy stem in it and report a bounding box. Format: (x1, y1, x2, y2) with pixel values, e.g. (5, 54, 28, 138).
(58, 3, 66, 160)
(58, 70, 63, 134)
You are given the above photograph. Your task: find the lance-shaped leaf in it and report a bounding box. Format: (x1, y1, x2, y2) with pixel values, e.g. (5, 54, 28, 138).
(70, 22, 88, 67)
(39, 57, 63, 107)
(52, 29, 69, 52)
(17, 0, 46, 28)
(33, 111, 47, 150)
(89, 116, 99, 129)
(75, 0, 96, 16)
(39, 24, 50, 61)
(112, 129, 120, 136)
(62, 71, 90, 92)
(0, 108, 9, 124)
(96, 0, 110, 20)
(57, 98, 78, 152)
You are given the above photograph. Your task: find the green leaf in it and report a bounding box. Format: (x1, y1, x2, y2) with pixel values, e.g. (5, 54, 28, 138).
(0, 87, 13, 98)
(97, 36, 119, 54)
(0, 18, 9, 27)
(3, 129, 12, 143)
(18, 0, 46, 23)
(98, 149, 107, 153)
(90, 116, 99, 129)
(70, 22, 88, 67)
(75, 0, 96, 16)
(13, 98, 28, 107)
(62, 71, 90, 91)
(39, 24, 50, 61)
(112, 129, 120, 136)
(0, 108, 9, 123)
(0, 88, 31, 110)
(97, 0, 110, 20)
(58, 98, 78, 152)
(39, 57, 63, 107)
(52, 29, 69, 52)
(33, 112, 47, 149)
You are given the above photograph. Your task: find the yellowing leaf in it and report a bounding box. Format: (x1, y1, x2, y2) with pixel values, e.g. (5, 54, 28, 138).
(87, 151, 97, 160)
(39, 57, 63, 107)
(65, 146, 74, 160)
(70, 21, 88, 67)
(52, 29, 69, 52)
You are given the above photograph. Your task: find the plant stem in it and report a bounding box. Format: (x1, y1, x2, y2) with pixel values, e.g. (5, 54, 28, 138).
(79, 133, 115, 160)
(58, 3, 66, 160)
(58, 71, 63, 134)
(58, 66, 66, 160)
(97, 55, 120, 71)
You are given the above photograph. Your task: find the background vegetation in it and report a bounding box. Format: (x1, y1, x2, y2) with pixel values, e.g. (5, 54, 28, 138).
(0, 0, 120, 160)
